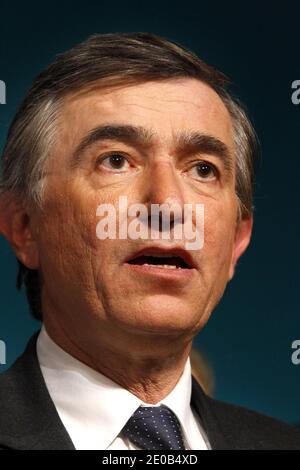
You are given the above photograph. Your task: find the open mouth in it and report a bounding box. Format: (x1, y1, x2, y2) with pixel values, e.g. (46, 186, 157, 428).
(127, 254, 191, 270)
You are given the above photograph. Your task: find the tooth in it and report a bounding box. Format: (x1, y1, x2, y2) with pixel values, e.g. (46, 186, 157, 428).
(142, 263, 180, 269)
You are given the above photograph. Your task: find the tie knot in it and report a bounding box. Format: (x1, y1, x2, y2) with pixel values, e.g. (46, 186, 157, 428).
(121, 404, 186, 450)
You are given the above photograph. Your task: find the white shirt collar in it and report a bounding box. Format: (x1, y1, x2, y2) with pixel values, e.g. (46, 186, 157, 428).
(37, 325, 204, 450)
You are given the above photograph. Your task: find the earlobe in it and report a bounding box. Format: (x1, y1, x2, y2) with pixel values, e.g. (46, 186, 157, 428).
(0, 192, 14, 241)
(228, 216, 253, 281)
(0, 192, 39, 270)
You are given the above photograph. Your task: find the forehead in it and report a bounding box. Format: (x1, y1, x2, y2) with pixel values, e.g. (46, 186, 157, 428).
(57, 78, 234, 153)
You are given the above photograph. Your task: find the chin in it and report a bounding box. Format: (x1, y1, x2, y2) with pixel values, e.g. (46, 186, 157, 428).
(114, 300, 198, 335)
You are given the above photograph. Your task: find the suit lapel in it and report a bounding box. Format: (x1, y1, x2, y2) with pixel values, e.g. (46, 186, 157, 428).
(0, 331, 75, 450)
(191, 375, 233, 450)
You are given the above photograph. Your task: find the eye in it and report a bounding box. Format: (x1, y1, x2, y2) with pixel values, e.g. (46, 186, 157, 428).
(97, 153, 131, 172)
(188, 161, 218, 181)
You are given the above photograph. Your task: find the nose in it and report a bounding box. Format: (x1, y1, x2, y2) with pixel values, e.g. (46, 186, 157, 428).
(142, 160, 185, 228)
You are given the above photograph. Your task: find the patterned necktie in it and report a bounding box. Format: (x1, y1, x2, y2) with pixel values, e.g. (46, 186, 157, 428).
(120, 404, 186, 450)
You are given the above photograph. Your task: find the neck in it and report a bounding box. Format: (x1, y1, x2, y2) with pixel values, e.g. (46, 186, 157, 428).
(43, 318, 192, 404)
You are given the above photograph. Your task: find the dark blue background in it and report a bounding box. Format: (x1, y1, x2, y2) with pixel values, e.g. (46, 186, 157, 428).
(0, 0, 299, 424)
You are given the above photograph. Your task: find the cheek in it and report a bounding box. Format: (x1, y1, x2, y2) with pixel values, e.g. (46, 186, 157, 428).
(37, 188, 98, 285)
(202, 200, 237, 269)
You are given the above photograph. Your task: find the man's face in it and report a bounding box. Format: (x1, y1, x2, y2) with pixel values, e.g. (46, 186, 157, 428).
(31, 78, 250, 352)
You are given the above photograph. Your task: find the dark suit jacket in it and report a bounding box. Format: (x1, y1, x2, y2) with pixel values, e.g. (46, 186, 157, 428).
(0, 332, 300, 450)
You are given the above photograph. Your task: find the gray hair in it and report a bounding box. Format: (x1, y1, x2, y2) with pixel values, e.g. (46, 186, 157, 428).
(0, 32, 259, 320)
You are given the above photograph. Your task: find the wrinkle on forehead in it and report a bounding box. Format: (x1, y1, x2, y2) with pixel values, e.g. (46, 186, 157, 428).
(63, 77, 230, 118)
(56, 78, 235, 161)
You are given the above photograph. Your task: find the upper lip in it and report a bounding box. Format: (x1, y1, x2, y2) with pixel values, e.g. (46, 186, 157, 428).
(124, 245, 197, 269)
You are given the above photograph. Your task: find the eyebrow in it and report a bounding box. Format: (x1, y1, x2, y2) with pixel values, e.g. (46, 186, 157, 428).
(71, 123, 233, 173)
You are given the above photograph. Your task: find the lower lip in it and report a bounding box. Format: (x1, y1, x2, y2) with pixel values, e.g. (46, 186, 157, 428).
(124, 262, 197, 281)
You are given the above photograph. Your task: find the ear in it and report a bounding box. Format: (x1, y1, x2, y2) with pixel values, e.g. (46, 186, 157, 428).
(228, 215, 253, 281)
(0, 192, 39, 269)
